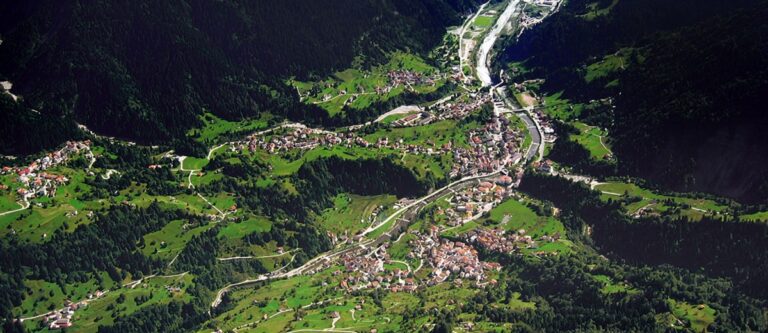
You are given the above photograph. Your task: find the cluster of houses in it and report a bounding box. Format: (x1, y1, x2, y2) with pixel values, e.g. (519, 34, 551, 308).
(450, 115, 524, 178)
(518, 0, 561, 31)
(390, 111, 434, 127)
(466, 227, 561, 257)
(240, 127, 452, 162)
(532, 159, 555, 174)
(433, 93, 492, 120)
(408, 227, 500, 286)
(42, 291, 104, 330)
(439, 176, 518, 228)
(386, 70, 439, 90)
(1, 140, 92, 203)
(531, 108, 557, 143)
(335, 246, 418, 293)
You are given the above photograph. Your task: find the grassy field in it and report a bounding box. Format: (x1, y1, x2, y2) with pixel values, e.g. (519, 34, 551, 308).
(584, 47, 635, 83)
(442, 196, 571, 254)
(592, 274, 640, 295)
(181, 157, 209, 170)
(474, 15, 495, 27)
(542, 91, 585, 120)
(363, 119, 478, 149)
(142, 220, 216, 262)
(292, 52, 444, 116)
(571, 122, 612, 159)
(318, 193, 397, 235)
(218, 216, 272, 239)
(666, 299, 716, 332)
(741, 210, 768, 222)
(187, 112, 272, 145)
(594, 181, 729, 220)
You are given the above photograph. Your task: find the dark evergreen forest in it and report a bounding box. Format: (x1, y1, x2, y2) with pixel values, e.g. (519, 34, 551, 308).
(0, 0, 485, 155)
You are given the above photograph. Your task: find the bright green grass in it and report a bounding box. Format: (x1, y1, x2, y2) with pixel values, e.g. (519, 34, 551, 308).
(474, 15, 495, 28)
(494, 292, 536, 311)
(0, 204, 83, 243)
(205, 267, 350, 332)
(594, 182, 729, 220)
(542, 91, 585, 120)
(585, 48, 630, 83)
(188, 112, 271, 145)
(142, 220, 216, 261)
(439, 197, 570, 254)
(593, 274, 640, 295)
(15, 276, 115, 319)
(490, 198, 566, 238)
(667, 299, 716, 333)
(366, 210, 403, 240)
(292, 52, 440, 116)
(388, 233, 417, 261)
(218, 216, 272, 239)
(181, 157, 209, 170)
(571, 122, 612, 159)
(363, 120, 477, 149)
(251, 145, 398, 177)
(318, 193, 397, 235)
(0, 192, 20, 211)
(742, 210, 768, 222)
(49, 274, 194, 333)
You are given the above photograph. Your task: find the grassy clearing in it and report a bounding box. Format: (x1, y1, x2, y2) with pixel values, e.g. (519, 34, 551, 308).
(594, 182, 729, 220)
(592, 274, 640, 295)
(571, 122, 612, 159)
(292, 52, 443, 116)
(585, 47, 633, 83)
(15, 275, 118, 319)
(364, 119, 478, 149)
(490, 198, 566, 238)
(181, 157, 209, 170)
(742, 210, 768, 222)
(142, 220, 216, 262)
(319, 193, 397, 235)
(442, 196, 571, 254)
(218, 216, 272, 239)
(474, 15, 495, 27)
(542, 91, 585, 120)
(666, 299, 716, 332)
(514, 91, 538, 108)
(44, 274, 195, 333)
(187, 112, 272, 145)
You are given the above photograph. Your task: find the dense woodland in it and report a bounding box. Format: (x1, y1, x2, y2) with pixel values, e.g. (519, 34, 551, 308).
(500, 0, 768, 204)
(0, 0, 484, 155)
(519, 172, 768, 304)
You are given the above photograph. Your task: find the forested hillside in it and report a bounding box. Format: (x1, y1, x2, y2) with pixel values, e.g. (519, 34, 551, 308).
(0, 0, 483, 154)
(612, 4, 768, 204)
(499, 0, 768, 204)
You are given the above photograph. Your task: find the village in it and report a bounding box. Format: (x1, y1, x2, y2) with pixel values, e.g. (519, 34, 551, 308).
(465, 227, 560, 257)
(438, 174, 519, 229)
(37, 290, 106, 330)
(0, 140, 92, 204)
(306, 68, 446, 106)
(231, 104, 528, 182)
(408, 226, 501, 287)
